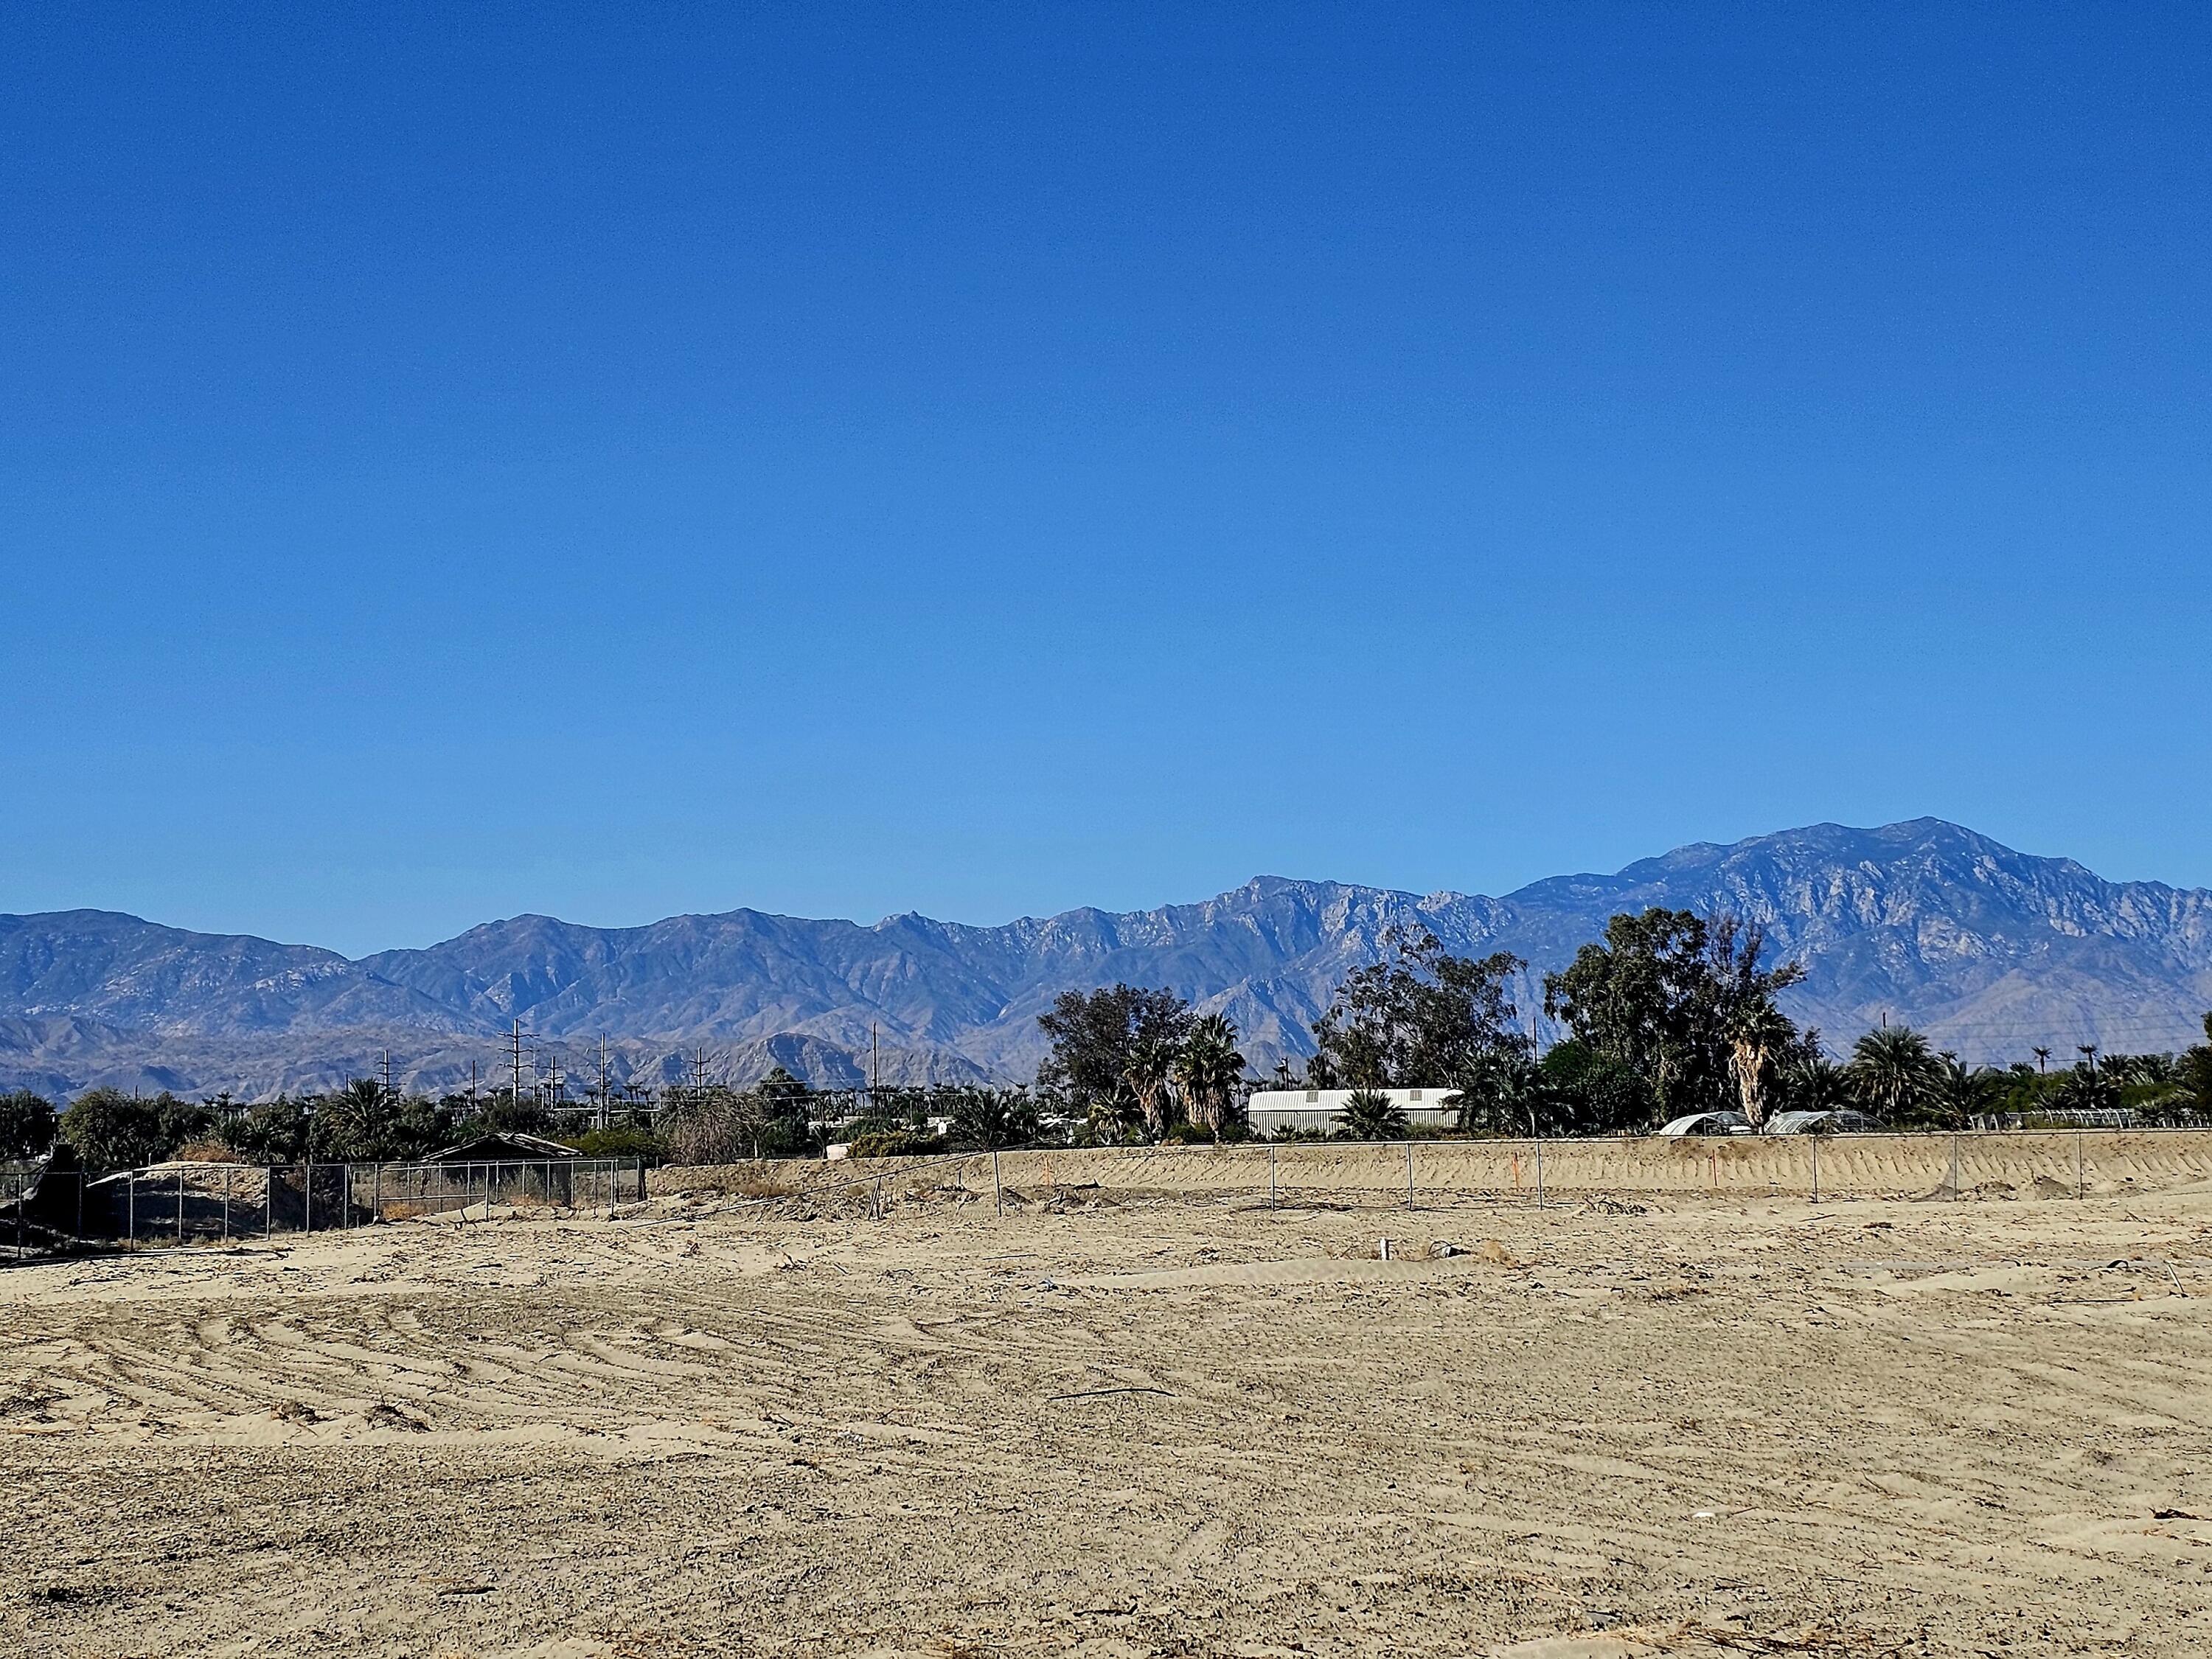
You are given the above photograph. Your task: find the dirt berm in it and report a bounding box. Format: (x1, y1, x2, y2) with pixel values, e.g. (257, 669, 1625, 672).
(655, 1127, 2212, 1206)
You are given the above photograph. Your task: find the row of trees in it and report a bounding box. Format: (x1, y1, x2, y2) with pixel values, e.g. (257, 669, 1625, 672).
(1030, 908, 2212, 1142)
(0, 1080, 655, 1173)
(9, 906, 2212, 1166)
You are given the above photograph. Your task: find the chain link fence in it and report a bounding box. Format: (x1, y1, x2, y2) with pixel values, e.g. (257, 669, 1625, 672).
(1, 1158, 649, 1262)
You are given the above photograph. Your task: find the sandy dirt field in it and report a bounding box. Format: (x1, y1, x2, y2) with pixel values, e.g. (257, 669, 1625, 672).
(7, 1171, 2212, 1657)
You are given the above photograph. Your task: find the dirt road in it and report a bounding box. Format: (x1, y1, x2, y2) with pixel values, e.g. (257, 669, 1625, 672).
(7, 1180, 2212, 1655)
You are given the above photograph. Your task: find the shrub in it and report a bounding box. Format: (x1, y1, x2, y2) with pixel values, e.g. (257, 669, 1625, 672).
(846, 1129, 947, 1158)
(1338, 1088, 1410, 1141)
(573, 1126, 665, 1160)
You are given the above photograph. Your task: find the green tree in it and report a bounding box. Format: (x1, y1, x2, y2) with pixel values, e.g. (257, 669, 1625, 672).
(222, 1099, 310, 1163)
(753, 1067, 816, 1155)
(1037, 985, 1194, 1133)
(1931, 1052, 2002, 1130)
(1084, 1082, 1144, 1147)
(1338, 1088, 1409, 1141)
(1459, 1053, 1553, 1136)
(2176, 1017, 2212, 1118)
(1774, 1042, 1852, 1115)
(309, 1079, 450, 1162)
(1310, 929, 1527, 1093)
(1173, 1013, 1248, 1141)
(946, 1087, 1040, 1151)
(58, 1088, 210, 1171)
(1534, 1039, 1649, 1135)
(1124, 1034, 1181, 1141)
(0, 1090, 58, 1159)
(1543, 909, 1725, 1124)
(1845, 1027, 1945, 1125)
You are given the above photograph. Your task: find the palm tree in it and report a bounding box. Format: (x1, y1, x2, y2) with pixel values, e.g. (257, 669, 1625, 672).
(1340, 1088, 1409, 1141)
(1466, 1054, 1548, 1137)
(1122, 1037, 1178, 1141)
(1173, 1014, 1246, 1141)
(2032, 1046, 2052, 1074)
(1086, 1083, 1143, 1147)
(1846, 1026, 1946, 1125)
(1703, 915, 1809, 1130)
(1933, 1051, 2000, 1130)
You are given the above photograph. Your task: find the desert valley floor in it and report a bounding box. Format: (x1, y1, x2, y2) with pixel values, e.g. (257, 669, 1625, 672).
(7, 1175, 2212, 1657)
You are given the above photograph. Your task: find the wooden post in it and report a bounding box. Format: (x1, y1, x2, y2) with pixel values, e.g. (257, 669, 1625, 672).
(1950, 1134, 1961, 1200)
(1810, 1134, 1820, 1203)
(991, 1150, 1004, 1217)
(2076, 1131, 2084, 1200)
(1535, 1138, 1545, 1211)
(1270, 1144, 1278, 1212)
(223, 1164, 232, 1242)
(128, 1173, 136, 1245)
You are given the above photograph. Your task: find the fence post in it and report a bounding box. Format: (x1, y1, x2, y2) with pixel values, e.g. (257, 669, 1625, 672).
(223, 1164, 232, 1242)
(1949, 1134, 1961, 1200)
(1536, 1137, 1545, 1211)
(1405, 1141, 1414, 1209)
(374, 1163, 383, 1225)
(1810, 1134, 1820, 1203)
(1270, 1144, 1278, 1212)
(991, 1150, 1004, 1217)
(265, 1168, 274, 1240)
(128, 1172, 136, 1245)
(75, 1171, 83, 1241)
(305, 1161, 314, 1234)
(175, 1169, 185, 1245)
(2076, 1130, 2084, 1200)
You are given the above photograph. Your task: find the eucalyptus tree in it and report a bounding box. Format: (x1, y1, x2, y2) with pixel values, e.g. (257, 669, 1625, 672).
(1311, 928, 1526, 1094)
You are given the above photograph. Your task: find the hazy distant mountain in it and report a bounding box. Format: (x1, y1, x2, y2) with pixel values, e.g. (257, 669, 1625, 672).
(4, 819, 2209, 1099)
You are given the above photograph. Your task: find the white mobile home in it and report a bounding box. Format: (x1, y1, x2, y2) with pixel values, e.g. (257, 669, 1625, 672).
(1245, 1087, 1462, 1137)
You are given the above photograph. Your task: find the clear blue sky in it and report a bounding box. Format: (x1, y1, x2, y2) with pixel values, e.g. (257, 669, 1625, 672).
(4, 4, 2208, 956)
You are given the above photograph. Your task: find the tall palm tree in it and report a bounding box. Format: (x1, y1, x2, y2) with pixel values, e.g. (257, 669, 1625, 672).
(1846, 1026, 1946, 1125)
(1173, 1014, 1246, 1141)
(1123, 1036, 1179, 1141)
(1705, 915, 1808, 1130)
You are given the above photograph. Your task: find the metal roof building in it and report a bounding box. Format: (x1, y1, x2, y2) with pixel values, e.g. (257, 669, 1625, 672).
(1245, 1087, 1461, 1137)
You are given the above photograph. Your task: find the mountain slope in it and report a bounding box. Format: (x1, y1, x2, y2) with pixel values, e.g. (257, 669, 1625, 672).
(4, 819, 2208, 1099)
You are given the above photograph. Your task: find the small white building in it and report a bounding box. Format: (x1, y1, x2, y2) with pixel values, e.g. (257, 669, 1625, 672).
(1245, 1087, 1462, 1138)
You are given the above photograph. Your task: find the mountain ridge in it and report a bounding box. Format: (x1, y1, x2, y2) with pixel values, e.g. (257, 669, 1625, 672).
(4, 818, 2209, 1099)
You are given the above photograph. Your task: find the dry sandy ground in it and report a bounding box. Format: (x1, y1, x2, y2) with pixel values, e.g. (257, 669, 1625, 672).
(7, 1178, 2212, 1658)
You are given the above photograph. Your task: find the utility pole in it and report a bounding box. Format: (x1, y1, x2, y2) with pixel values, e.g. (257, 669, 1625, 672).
(509, 1021, 526, 1109)
(597, 1034, 611, 1130)
(379, 1048, 394, 1105)
(467, 1058, 479, 1112)
(870, 1022, 879, 1113)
